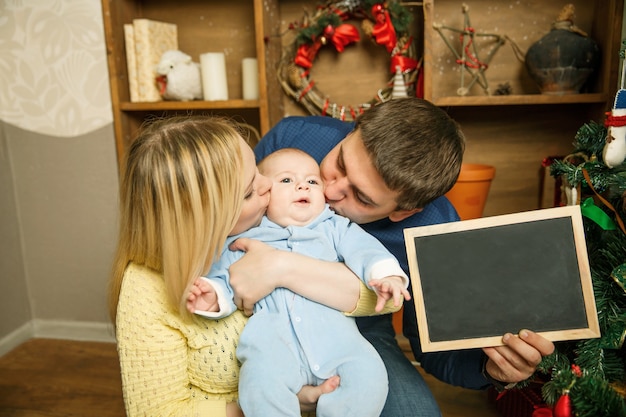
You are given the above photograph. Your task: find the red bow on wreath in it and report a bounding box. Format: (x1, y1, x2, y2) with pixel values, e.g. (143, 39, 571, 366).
(326, 23, 360, 52)
(370, 3, 418, 74)
(280, 0, 421, 121)
(390, 40, 419, 74)
(295, 42, 322, 69)
(294, 23, 360, 69)
(371, 4, 397, 53)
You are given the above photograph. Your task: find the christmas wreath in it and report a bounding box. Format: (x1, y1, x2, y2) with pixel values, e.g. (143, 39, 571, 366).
(277, 0, 420, 121)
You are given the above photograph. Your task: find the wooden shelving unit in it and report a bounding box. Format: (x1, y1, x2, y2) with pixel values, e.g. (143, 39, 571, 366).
(102, 0, 623, 217)
(422, 0, 623, 107)
(416, 0, 623, 216)
(101, 0, 283, 167)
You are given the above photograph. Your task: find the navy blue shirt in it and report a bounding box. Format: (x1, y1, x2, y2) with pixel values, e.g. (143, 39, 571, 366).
(256, 115, 490, 389)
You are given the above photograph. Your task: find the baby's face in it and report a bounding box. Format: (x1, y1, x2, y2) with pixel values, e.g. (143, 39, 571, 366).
(262, 152, 326, 227)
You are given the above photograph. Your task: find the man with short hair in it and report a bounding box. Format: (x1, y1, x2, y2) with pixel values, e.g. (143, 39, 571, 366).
(234, 97, 554, 417)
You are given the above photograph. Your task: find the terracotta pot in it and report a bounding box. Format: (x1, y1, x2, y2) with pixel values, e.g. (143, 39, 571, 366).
(445, 163, 496, 220)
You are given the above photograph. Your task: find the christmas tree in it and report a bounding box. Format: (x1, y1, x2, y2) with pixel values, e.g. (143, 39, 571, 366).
(533, 39, 626, 417)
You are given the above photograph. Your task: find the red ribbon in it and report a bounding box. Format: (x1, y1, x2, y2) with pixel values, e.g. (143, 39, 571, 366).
(605, 112, 626, 127)
(371, 4, 397, 53)
(328, 4, 350, 21)
(415, 66, 424, 98)
(390, 55, 418, 74)
(295, 41, 322, 69)
(532, 406, 554, 417)
(293, 1, 420, 90)
(329, 23, 360, 52)
(298, 80, 315, 100)
(390, 36, 417, 73)
(294, 23, 359, 68)
(456, 27, 488, 69)
(322, 98, 330, 116)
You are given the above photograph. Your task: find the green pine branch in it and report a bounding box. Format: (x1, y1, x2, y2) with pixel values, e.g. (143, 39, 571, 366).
(540, 117, 626, 416)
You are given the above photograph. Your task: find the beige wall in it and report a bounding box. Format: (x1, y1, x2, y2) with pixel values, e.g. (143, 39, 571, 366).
(0, 127, 31, 341)
(0, 1, 118, 355)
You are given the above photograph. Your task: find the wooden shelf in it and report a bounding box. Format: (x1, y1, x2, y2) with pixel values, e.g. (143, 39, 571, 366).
(423, 0, 622, 108)
(119, 99, 261, 111)
(416, 0, 623, 217)
(100, 0, 282, 168)
(103, 0, 623, 219)
(431, 93, 610, 107)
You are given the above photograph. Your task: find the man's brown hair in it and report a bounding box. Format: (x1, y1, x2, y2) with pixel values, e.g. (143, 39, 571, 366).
(355, 98, 465, 210)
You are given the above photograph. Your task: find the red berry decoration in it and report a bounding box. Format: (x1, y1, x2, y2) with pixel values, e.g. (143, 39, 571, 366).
(323, 24, 335, 37)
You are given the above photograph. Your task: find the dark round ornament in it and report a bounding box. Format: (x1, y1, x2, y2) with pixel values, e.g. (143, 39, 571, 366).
(526, 28, 600, 94)
(525, 6, 600, 95)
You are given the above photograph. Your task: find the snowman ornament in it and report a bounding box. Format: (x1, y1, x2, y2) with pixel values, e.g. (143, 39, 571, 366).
(603, 89, 626, 168)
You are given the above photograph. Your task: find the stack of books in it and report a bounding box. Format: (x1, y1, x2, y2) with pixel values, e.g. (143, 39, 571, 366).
(124, 19, 178, 102)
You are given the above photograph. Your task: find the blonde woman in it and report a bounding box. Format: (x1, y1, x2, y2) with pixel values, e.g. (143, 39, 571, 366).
(109, 116, 388, 417)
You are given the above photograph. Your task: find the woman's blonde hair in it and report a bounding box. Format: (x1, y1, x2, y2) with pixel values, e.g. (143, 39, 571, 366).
(108, 116, 245, 321)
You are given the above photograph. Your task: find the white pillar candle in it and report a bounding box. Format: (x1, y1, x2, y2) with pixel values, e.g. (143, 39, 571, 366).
(200, 52, 229, 101)
(242, 57, 259, 100)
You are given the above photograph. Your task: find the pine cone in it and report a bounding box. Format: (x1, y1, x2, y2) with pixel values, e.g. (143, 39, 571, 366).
(287, 64, 304, 89)
(361, 19, 374, 37)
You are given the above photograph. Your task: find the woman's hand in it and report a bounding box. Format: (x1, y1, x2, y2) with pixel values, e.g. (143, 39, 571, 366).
(482, 329, 555, 384)
(297, 376, 341, 412)
(228, 238, 283, 315)
(229, 238, 361, 315)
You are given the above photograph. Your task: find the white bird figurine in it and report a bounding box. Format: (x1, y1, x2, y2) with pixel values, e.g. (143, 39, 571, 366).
(155, 50, 203, 101)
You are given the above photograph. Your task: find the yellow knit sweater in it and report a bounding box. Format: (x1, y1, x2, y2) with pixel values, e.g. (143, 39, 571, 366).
(116, 263, 247, 417)
(116, 263, 393, 416)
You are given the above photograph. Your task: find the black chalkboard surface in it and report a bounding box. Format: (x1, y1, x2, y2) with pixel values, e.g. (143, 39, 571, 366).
(404, 205, 600, 352)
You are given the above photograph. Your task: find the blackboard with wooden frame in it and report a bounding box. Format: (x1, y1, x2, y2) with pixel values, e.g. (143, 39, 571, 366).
(404, 205, 600, 353)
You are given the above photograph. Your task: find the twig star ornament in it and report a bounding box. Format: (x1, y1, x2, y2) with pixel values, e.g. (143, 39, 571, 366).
(433, 3, 519, 96)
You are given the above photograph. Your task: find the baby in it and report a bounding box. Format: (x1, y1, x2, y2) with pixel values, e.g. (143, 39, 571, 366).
(188, 148, 410, 417)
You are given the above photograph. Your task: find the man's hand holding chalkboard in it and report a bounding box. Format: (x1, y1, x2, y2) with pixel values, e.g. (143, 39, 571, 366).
(482, 329, 555, 390)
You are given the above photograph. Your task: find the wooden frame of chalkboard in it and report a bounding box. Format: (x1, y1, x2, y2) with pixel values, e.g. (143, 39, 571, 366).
(404, 205, 600, 353)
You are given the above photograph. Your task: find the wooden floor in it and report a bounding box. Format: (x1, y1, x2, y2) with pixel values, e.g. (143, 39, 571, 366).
(0, 338, 125, 417)
(0, 338, 500, 417)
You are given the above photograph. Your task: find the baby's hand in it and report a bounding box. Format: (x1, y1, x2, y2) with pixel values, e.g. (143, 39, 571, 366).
(368, 276, 411, 312)
(186, 277, 219, 313)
